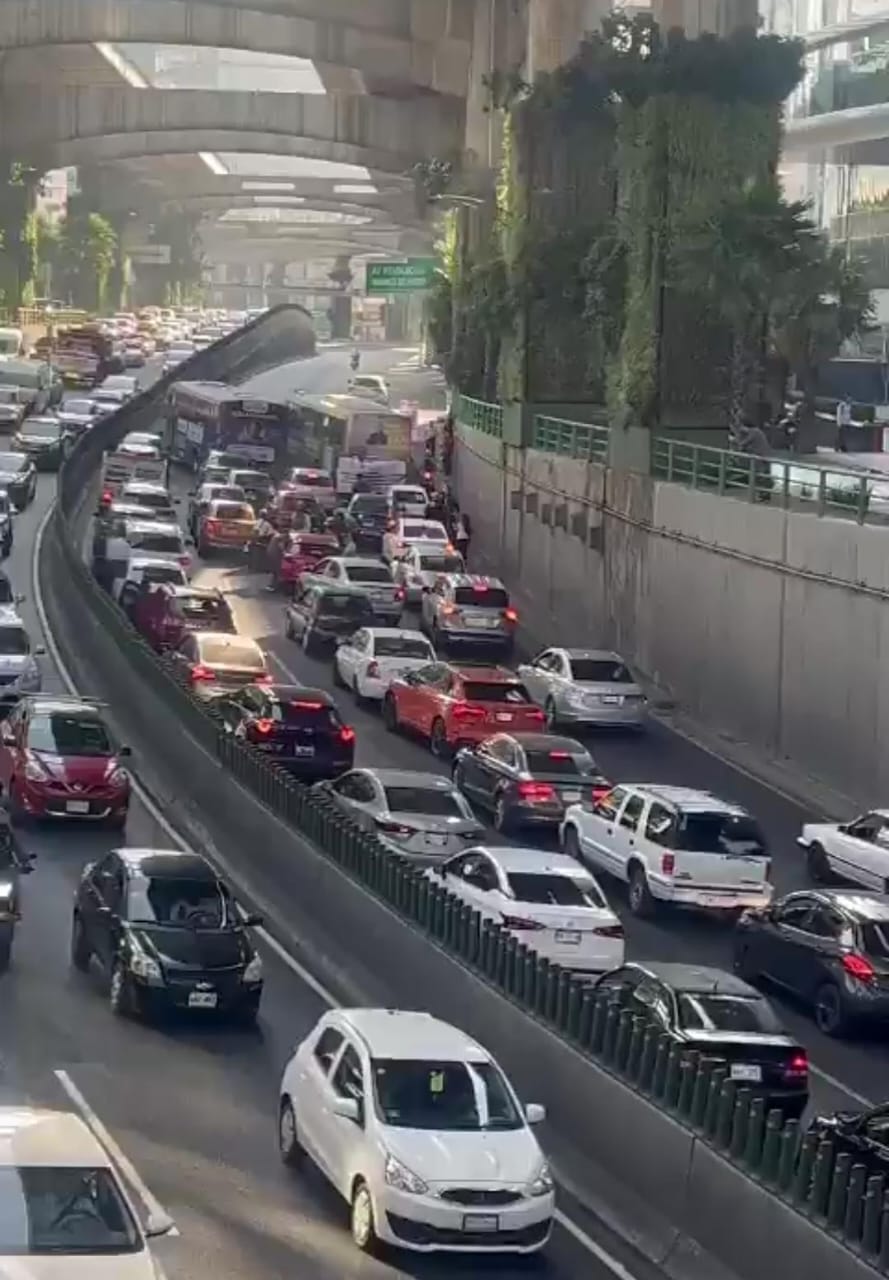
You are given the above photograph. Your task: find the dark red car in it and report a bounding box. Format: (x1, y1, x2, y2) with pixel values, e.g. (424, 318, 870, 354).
(132, 582, 235, 652)
(271, 531, 341, 591)
(382, 662, 545, 758)
(0, 695, 131, 827)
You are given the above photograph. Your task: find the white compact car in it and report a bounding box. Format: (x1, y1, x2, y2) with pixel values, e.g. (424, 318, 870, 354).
(798, 810, 889, 890)
(334, 627, 434, 701)
(0, 1105, 172, 1274)
(278, 1009, 554, 1255)
(382, 518, 450, 565)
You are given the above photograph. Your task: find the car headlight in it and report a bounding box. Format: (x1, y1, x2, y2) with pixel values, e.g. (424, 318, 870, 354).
(105, 766, 129, 788)
(526, 1162, 554, 1198)
(384, 1153, 428, 1196)
(0, 882, 14, 911)
(129, 947, 163, 984)
(24, 757, 47, 782)
(242, 953, 263, 983)
(18, 662, 40, 689)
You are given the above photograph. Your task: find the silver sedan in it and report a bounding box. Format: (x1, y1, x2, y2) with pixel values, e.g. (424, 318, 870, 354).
(517, 648, 647, 730)
(314, 767, 483, 864)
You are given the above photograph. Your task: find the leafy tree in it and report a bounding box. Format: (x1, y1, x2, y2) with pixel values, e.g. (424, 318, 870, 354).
(56, 211, 118, 311)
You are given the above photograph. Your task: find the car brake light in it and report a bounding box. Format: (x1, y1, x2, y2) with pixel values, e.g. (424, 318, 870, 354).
(366, 661, 380, 678)
(340, 726, 356, 745)
(594, 924, 625, 938)
(205, 519, 220, 533)
(451, 702, 485, 720)
(254, 673, 273, 684)
(526, 708, 546, 722)
(502, 915, 545, 931)
(783, 1052, 808, 1079)
(661, 853, 675, 875)
(291, 700, 323, 709)
(842, 952, 876, 982)
(592, 782, 610, 802)
(504, 607, 518, 622)
(441, 603, 458, 617)
(549, 750, 570, 759)
(252, 718, 274, 735)
(394, 585, 405, 601)
(376, 818, 414, 836)
(191, 664, 216, 681)
(517, 780, 557, 802)
(101, 490, 113, 504)
(472, 583, 488, 593)
(179, 555, 191, 568)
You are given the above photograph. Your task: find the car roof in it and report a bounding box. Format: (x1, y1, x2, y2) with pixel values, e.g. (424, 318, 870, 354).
(195, 631, 262, 649)
(117, 847, 216, 880)
(626, 962, 757, 997)
(208, 498, 252, 510)
(365, 627, 428, 639)
(121, 481, 168, 495)
(124, 520, 181, 535)
(478, 845, 597, 877)
(262, 684, 332, 704)
(0, 1107, 112, 1169)
(339, 556, 389, 568)
(623, 785, 750, 816)
(305, 580, 373, 597)
(559, 648, 626, 662)
(125, 553, 181, 567)
(503, 732, 587, 753)
(451, 664, 521, 682)
(170, 584, 223, 599)
(338, 1009, 490, 1061)
(357, 768, 455, 789)
(0, 604, 23, 627)
(110, 503, 156, 517)
(24, 695, 105, 715)
(805, 889, 889, 921)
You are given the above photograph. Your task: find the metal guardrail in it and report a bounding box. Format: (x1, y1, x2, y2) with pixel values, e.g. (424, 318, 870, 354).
(0, 306, 90, 327)
(533, 414, 610, 461)
(456, 393, 503, 438)
(652, 437, 877, 524)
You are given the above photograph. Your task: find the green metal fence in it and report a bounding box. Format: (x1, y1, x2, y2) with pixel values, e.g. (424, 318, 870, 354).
(652, 437, 875, 524)
(533, 414, 610, 462)
(456, 393, 503, 438)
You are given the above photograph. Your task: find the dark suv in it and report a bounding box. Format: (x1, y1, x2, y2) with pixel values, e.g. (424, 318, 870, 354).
(213, 683, 355, 780)
(284, 581, 375, 655)
(344, 493, 389, 550)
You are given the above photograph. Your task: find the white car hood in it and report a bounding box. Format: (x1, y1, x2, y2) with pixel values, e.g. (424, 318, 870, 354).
(0, 1252, 159, 1279)
(0, 655, 31, 675)
(383, 1125, 542, 1186)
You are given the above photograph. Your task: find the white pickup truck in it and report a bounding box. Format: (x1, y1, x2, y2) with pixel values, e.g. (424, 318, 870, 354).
(560, 783, 773, 919)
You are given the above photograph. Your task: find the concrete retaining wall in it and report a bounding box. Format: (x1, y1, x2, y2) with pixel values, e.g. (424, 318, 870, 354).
(455, 424, 889, 803)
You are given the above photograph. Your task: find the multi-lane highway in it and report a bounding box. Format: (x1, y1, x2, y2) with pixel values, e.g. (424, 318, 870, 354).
(0, 347, 659, 1280)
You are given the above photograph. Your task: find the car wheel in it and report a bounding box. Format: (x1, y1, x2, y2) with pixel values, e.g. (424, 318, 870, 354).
(284, 613, 295, 640)
(494, 793, 514, 834)
(332, 657, 346, 688)
(382, 693, 399, 733)
(562, 825, 582, 862)
(350, 1180, 378, 1254)
(545, 699, 559, 731)
(0, 929, 11, 973)
(628, 865, 657, 918)
(278, 1097, 304, 1168)
(806, 842, 833, 884)
(814, 983, 849, 1037)
(109, 962, 136, 1019)
(70, 913, 91, 972)
(430, 718, 450, 759)
(352, 674, 367, 707)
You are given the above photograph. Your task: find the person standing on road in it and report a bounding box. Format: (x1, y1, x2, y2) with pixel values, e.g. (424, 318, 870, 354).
(836, 395, 853, 452)
(453, 511, 471, 564)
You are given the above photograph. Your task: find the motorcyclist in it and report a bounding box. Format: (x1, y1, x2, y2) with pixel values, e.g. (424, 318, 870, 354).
(0, 812, 33, 971)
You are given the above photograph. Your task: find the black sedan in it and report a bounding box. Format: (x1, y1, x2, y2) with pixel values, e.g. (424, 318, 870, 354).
(452, 732, 610, 833)
(733, 888, 889, 1037)
(0, 450, 37, 508)
(71, 847, 264, 1024)
(809, 1103, 889, 1180)
(344, 493, 390, 550)
(594, 961, 809, 1118)
(213, 682, 355, 780)
(58, 396, 100, 437)
(13, 416, 73, 470)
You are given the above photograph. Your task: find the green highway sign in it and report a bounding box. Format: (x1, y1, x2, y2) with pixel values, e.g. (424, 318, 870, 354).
(366, 259, 437, 294)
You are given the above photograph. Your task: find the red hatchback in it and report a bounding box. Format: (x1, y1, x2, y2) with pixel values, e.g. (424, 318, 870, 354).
(0, 695, 131, 827)
(382, 662, 545, 758)
(273, 532, 341, 590)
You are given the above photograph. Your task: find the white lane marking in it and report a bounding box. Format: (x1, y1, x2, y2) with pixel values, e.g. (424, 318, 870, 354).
(54, 1068, 179, 1236)
(32, 500, 876, 1274)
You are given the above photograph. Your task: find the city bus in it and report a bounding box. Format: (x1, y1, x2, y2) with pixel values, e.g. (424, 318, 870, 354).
(287, 390, 413, 496)
(165, 380, 297, 475)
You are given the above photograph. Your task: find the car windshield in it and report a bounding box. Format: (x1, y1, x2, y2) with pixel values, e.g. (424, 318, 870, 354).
(62, 400, 94, 415)
(198, 638, 264, 669)
(271, 700, 338, 727)
(372, 1059, 522, 1131)
(0, 626, 29, 655)
(0, 389, 20, 404)
(677, 993, 784, 1034)
(374, 636, 431, 658)
(231, 472, 268, 488)
(392, 490, 425, 504)
(130, 532, 182, 554)
(455, 586, 509, 608)
(345, 565, 391, 583)
(674, 813, 767, 856)
(419, 554, 463, 573)
(570, 658, 634, 683)
(22, 421, 59, 439)
(201, 469, 230, 486)
(463, 681, 530, 704)
(524, 749, 591, 776)
(0, 1166, 141, 1255)
(507, 872, 607, 909)
(27, 713, 112, 756)
(383, 786, 464, 817)
(0, 453, 23, 472)
(352, 496, 387, 513)
(404, 524, 445, 541)
(213, 503, 253, 521)
(138, 565, 183, 585)
(319, 593, 371, 617)
(127, 874, 230, 929)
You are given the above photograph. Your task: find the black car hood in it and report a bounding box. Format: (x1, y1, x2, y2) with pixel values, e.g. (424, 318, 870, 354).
(131, 923, 248, 970)
(0, 471, 25, 483)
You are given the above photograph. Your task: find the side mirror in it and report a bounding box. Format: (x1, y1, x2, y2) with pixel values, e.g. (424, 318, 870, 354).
(525, 1103, 546, 1125)
(145, 1211, 176, 1239)
(242, 912, 264, 927)
(34, 645, 45, 656)
(118, 745, 132, 758)
(330, 1096, 361, 1122)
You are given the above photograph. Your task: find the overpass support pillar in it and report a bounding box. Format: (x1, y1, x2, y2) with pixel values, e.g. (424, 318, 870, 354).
(328, 255, 353, 341)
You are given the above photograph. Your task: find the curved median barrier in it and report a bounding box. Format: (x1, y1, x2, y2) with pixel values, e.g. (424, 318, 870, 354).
(37, 317, 886, 1280)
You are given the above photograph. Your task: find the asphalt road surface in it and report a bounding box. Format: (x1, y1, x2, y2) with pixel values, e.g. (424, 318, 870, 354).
(0, 347, 655, 1280)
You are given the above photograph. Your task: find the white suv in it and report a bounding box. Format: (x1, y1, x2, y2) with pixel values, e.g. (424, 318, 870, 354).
(278, 1008, 554, 1255)
(560, 784, 772, 919)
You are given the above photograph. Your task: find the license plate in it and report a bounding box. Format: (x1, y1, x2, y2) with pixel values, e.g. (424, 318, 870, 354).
(600, 695, 622, 705)
(470, 616, 497, 628)
(495, 713, 513, 722)
(290, 745, 315, 757)
(188, 990, 218, 1009)
(561, 789, 581, 802)
(555, 929, 582, 944)
(730, 1063, 762, 1083)
(65, 800, 90, 814)
(463, 1214, 499, 1232)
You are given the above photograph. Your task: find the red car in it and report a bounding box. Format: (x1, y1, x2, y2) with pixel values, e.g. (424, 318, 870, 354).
(382, 662, 545, 757)
(132, 582, 235, 652)
(0, 695, 131, 827)
(271, 531, 341, 591)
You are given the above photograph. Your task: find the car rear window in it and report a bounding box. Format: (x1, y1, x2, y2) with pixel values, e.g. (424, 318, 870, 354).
(404, 523, 446, 540)
(0, 626, 28, 655)
(455, 586, 510, 608)
(383, 786, 463, 817)
(294, 539, 336, 556)
(292, 471, 331, 487)
(352, 496, 387, 512)
(506, 872, 607, 909)
(232, 472, 268, 488)
(198, 637, 264, 668)
(271, 699, 339, 728)
(202, 468, 230, 485)
(420, 554, 464, 573)
(318, 593, 373, 617)
(570, 658, 634, 683)
(123, 490, 170, 511)
(524, 749, 593, 776)
(132, 532, 182, 554)
(180, 596, 232, 625)
(392, 489, 426, 504)
(374, 636, 431, 658)
(345, 564, 391, 583)
(214, 503, 253, 520)
(140, 565, 183, 585)
(674, 813, 768, 856)
(677, 994, 783, 1034)
(63, 399, 94, 414)
(463, 681, 530, 704)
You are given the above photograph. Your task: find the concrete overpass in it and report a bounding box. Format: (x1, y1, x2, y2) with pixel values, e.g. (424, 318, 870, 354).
(0, 0, 473, 96)
(5, 86, 464, 174)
